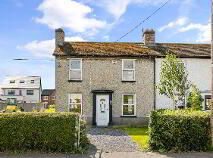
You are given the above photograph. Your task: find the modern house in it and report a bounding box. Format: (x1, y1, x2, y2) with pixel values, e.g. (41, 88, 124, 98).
(41, 89, 55, 107)
(53, 28, 211, 126)
(0, 76, 42, 105)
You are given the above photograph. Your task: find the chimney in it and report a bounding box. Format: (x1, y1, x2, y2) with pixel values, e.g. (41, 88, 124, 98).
(55, 28, 64, 47)
(143, 29, 155, 45)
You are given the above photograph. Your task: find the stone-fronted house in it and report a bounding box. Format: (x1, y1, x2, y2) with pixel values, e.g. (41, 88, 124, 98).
(53, 28, 211, 126)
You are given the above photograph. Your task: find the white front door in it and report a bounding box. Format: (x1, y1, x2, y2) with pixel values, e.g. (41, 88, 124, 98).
(96, 94, 109, 127)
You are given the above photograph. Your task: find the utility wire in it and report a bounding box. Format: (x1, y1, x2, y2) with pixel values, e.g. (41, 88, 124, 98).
(115, 0, 172, 42)
(12, 58, 54, 62)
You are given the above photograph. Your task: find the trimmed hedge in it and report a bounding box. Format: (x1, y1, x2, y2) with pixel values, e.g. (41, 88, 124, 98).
(0, 112, 89, 153)
(148, 109, 211, 152)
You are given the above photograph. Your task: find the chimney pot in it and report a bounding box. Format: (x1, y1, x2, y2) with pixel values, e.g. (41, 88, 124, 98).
(55, 28, 64, 47)
(143, 29, 155, 45)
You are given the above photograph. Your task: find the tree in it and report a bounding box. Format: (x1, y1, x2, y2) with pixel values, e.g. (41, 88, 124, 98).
(187, 85, 204, 110)
(157, 53, 191, 108)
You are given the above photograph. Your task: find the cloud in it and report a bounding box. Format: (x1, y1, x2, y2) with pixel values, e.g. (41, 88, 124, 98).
(103, 35, 110, 41)
(177, 23, 210, 43)
(102, 0, 167, 19)
(158, 17, 188, 32)
(17, 36, 85, 58)
(35, 0, 108, 35)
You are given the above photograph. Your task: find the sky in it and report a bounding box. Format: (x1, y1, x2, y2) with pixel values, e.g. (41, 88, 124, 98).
(0, 0, 211, 89)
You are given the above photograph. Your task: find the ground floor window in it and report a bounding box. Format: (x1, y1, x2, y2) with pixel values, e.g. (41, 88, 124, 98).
(122, 94, 136, 116)
(68, 94, 82, 114)
(7, 98, 17, 105)
(204, 95, 211, 110)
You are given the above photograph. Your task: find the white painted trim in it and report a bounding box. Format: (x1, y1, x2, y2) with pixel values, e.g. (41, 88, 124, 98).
(122, 59, 136, 81)
(121, 94, 136, 116)
(69, 59, 82, 81)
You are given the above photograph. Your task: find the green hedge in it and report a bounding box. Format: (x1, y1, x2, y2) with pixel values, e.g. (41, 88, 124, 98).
(0, 112, 89, 153)
(148, 109, 211, 152)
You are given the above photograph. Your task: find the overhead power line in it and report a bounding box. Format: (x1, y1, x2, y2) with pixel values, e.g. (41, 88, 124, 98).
(13, 58, 54, 62)
(115, 0, 172, 42)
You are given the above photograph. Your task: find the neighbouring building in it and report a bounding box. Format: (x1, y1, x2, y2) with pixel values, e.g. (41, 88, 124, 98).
(53, 28, 211, 126)
(0, 76, 42, 105)
(155, 45, 211, 110)
(41, 89, 56, 107)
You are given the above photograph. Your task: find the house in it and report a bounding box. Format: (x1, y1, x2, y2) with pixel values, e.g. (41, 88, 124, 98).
(53, 28, 211, 126)
(0, 76, 42, 105)
(41, 89, 55, 107)
(155, 44, 211, 110)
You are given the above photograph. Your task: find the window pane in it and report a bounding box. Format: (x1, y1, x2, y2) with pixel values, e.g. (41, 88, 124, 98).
(205, 98, 211, 110)
(123, 60, 134, 69)
(71, 60, 81, 69)
(123, 95, 134, 104)
(123, 105, 134, 115)
(123, 70, 134, 80)
(70, 94, 82, 104)
(69, 94, 82, 113)
(70, 70, 81, 80)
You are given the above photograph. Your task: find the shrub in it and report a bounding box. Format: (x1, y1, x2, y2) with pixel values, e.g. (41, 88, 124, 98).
(187, 85, 204, 110)
(148, 109, 211, 152)
(0, 113, 89, 153)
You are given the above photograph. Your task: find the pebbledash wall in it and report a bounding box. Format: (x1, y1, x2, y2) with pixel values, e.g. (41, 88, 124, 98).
(55, 56, 154, 125)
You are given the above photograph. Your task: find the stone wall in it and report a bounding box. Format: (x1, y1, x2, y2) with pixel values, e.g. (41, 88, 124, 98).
(55, 57, 154, 125)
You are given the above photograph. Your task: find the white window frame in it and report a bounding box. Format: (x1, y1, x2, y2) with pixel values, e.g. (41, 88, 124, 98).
(69, 59, 82, 81)
(68, 93, 83, 115)
(122, 94, 136, 116)
(122, 59, 136, 81)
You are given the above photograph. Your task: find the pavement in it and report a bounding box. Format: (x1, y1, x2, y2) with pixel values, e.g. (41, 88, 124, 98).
(1, 151, 213, 158)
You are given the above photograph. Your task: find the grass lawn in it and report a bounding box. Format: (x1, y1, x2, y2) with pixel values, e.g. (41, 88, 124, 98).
(116, 127, 149, 150)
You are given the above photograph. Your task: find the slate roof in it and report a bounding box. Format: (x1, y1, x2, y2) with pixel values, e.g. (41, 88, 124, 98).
(53, 42, 211, 58)
(1, 76, 41, 89)
(42, 89, 55, 96)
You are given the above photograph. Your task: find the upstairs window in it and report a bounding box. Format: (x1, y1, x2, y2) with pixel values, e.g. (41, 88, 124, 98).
(122, 60, 135, 81)
(10, 80, 15, 83)
(8, 90, 15, 95)
(27, 90, 34, 95)
(20, 80, 25, 83)
(30, 80, 34, 83)
(69, 59, 82, 81)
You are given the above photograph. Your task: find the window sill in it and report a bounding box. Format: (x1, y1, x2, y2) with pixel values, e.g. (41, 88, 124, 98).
(122, 80, 136, 82)
(120, 115, 137, 118)
(68, 80, 83, 82)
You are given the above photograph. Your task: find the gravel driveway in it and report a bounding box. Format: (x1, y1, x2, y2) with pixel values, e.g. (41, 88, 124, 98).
(87, 128, 138, 153)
